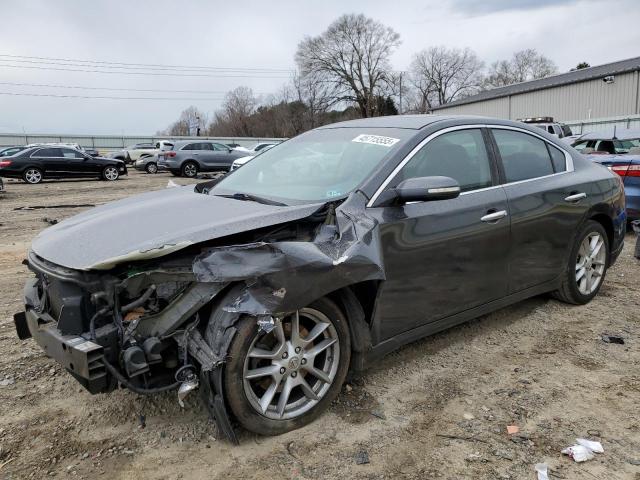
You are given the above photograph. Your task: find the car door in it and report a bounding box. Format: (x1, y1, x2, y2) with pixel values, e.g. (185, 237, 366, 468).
(195, 143, 218, 171)
(31, 148, 65, 175)
(59, 148, 95, 176)
(367, 127, 511, 341)
(211, 143, 236, 169)
(489, 127, 590, 294)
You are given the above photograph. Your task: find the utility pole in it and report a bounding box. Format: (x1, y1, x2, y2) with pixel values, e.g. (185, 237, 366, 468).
(399, 72, 403, 114)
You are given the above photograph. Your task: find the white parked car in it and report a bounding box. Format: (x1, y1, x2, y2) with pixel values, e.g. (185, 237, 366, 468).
(230, 155, 255, 171)
(230, 144, 276, 170)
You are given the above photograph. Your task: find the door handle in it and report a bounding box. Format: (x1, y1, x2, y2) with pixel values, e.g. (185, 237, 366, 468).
(564, 192, 587, 202)
(481, 210, 508, 223)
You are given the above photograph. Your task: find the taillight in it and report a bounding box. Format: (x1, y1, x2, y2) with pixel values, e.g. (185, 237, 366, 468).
(0, 160, 11, 167)
(611, 164, 640, 177)
(166, 151, 176, 157)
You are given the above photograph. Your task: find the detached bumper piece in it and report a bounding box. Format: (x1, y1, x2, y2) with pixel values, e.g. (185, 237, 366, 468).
(15, 308, 109, 394)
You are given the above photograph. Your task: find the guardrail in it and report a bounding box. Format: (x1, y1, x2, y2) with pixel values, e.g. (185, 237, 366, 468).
(0, 133, 287, 152)
(565, 114, 640, 134)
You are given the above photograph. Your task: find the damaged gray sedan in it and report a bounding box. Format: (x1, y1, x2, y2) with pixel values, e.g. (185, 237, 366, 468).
(14, 115, 626, 442)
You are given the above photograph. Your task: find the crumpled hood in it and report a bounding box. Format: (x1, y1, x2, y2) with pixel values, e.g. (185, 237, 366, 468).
(31, 186, 323, 271)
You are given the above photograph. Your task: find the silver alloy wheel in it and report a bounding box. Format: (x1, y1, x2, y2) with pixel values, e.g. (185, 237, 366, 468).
(146, 162, 158, 174)
(24, 169, 42, 184)
(104, 166, 119, 181)
(183, 163, 197, 177)
(576, 232, 606, 295)
(242, 308, 340, 420)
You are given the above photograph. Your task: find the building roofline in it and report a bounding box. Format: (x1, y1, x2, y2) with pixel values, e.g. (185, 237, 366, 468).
(432, 56, 640, 110)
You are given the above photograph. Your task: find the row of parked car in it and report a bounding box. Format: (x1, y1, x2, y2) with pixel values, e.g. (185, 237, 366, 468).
(0, 140, 280, 189)
(108, 140, 279, 176)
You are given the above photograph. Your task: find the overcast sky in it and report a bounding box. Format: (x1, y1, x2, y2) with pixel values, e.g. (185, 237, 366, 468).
(0, 0, 638, 135)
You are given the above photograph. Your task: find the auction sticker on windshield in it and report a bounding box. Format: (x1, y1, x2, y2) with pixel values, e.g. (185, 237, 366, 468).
(352, 134, 400, 147)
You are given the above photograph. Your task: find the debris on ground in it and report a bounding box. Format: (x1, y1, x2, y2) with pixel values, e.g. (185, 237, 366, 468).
(601, 334, 625, 344)
(167, 180, 179, 188)
(14, 203, 95, 210)
(534, 463, 549, 480)
(561, 438, 604, 462)
(506, 425, 519, 435)
(41, 217, 58, 225)
(355, 450, 369, 465)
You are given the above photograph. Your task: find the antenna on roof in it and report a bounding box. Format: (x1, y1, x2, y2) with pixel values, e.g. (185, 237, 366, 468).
(613, 125, 617, 140)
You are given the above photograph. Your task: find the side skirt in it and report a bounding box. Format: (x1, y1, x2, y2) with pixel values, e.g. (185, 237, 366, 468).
(361, 279, 558, 367)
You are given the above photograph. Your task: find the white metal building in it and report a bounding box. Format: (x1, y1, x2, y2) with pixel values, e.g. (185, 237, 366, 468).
(431, 57, 640, 133)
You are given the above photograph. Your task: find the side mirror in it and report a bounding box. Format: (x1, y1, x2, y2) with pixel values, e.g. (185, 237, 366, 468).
(377, 176, 461, 206)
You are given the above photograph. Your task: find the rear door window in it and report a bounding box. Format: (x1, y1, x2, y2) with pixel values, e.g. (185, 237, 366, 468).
(60, 148, 85, 159)
(492, 129, 554, 182)
(32, 148, 62, 158)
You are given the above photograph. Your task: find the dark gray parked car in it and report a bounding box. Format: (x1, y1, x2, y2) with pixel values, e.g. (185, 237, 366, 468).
(14, 115, 625, 443)
(158, 140, 247, 177)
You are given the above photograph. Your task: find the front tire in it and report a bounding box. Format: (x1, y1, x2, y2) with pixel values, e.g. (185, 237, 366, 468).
(552, 220, 609, 304)
(102, 166, 119, 181)
(23, 167, 43, 184)
(215, 296, 351, 436)
(145, 162, 158, 174)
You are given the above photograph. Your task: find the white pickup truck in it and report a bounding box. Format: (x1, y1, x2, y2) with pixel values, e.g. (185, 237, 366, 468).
(519, 117, 573, 139)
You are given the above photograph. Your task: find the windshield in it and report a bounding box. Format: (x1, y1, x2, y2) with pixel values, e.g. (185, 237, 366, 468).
(210, 127, 413, 205)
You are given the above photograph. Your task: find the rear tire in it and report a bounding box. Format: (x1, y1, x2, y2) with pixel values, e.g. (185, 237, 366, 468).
(211, 295, 351, 436)
(145, 162, 158, 174)
(552, 220, 609, 305)
(23, 167, 43, 184)
(102, 166, 119, 181)
(181, 161, 198, 178)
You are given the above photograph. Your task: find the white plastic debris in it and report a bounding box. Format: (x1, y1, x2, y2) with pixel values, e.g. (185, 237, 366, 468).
(534, 463, 549, 480)
(576, 438, 604, 453)
(562, 438, 604, 462)
(167, 179, 179, 188)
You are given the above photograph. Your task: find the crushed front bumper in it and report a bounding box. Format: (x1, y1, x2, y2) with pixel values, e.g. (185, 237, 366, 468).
(14, 276, 112, 394)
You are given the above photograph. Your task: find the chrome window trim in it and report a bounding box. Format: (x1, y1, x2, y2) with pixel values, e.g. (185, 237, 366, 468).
(367, 124, 575, 206)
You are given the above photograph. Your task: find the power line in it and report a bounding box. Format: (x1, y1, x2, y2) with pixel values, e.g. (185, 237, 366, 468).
(0, 63, 291, 78)
(0, 91, 226, 101)
(0, 81, 270, 95)
(0, 54, 294, 73)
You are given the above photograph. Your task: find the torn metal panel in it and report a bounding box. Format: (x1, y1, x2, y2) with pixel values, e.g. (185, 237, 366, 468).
(31, 185, 324, 271)
(193, 191, 385, 315)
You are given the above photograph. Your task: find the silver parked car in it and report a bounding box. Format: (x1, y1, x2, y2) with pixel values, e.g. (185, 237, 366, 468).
(158, 140, 247, 177)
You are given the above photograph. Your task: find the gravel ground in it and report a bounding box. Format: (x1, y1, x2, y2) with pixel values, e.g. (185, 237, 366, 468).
(0, 171, 638, 479)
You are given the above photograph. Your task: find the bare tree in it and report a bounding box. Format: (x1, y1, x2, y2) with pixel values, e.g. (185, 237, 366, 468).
(408, 46, 484, 111)
(209, 86, 257, 136)
(161, 106, 207, 136)
(295, 14, 401, 118)
(484, 49, 557, 88)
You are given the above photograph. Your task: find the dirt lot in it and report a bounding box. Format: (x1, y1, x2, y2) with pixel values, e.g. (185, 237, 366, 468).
(0, 171, 638, 479)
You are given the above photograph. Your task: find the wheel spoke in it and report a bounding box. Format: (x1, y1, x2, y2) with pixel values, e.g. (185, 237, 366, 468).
(245, 364, 280, 380)
(276, 377, 293, 418)
(591, 238, 603, 258)
(303, 322, 330, 345)
(303, 365, 331, 384)
(290, 311, 301, 346)
(259, 377, 281, 413)
(576, 267, 586, 281)
(305, 338, 337, 358)
(248, 347, 279, 359)
(299, 376, 319, 400)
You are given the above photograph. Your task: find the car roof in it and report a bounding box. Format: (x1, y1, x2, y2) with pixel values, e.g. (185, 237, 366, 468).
(577, 129, 640, 141)
(317, 114, 522, 130)
(174, 139, 220, 145)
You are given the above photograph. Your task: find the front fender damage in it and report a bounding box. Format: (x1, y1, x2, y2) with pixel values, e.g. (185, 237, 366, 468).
(185, 191, 384, 442)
